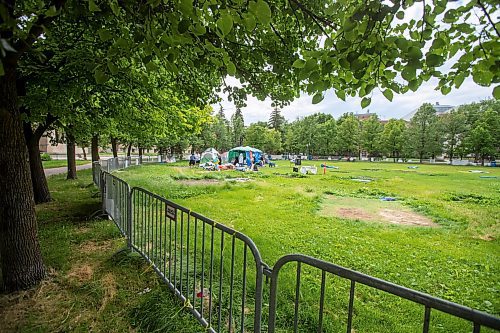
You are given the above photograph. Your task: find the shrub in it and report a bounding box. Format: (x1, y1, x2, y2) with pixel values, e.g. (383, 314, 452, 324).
(41, 153, 52, 161)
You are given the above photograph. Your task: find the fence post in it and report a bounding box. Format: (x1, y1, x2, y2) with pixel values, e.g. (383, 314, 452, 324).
(100, 172, 106, 215)
(127, 188, 133, 249)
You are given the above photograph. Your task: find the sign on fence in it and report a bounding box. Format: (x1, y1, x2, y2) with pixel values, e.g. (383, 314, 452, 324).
(165, 204, 177, 220)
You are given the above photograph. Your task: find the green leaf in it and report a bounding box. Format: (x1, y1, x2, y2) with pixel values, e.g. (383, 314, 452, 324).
(312, 93, 324, 104)
(107, 60, 119, 75)
(217, 13, 233, 36)
(493, 85, 500, 100)
(361, 97, 371, 108)
(426, 54, 442, 67)
(408, 79, 419, 91)
(292, 59, 305, 68)
(382, 89, 393, 102)
(45, 5, 58, 17)
(396, 11, 404, 19)
(453, 73, 466, 88)
(243, 14, 256, 31)
(472, 70, 493, 86)
(179, 0, 193, 15)
(335, 90, 346, 101)
(254, 0, 271, 25)
(94, 69, 108, 84)
(401, 66, 416, 81)
(109, 0, 120, 15)
(98, 29, 112, 41)
(226, 61, 236, 76)
(407, 46, 422, 60)
(88, 0, 101, 12)
(440, 85, 451, 95)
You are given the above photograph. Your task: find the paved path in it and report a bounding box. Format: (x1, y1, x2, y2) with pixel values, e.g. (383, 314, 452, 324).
(44, 163, 93, 176)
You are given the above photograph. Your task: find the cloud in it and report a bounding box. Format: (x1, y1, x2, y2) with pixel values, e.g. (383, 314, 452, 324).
(213, 77, 493, 124)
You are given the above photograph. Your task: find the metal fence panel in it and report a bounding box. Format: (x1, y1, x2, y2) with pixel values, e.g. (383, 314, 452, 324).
(130, 187, 265, 333)
(102, 172, 131, 237)
(267, 254, 500, 332)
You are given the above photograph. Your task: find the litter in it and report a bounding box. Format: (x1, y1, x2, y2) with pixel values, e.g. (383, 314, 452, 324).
(321, 164, 339, 169)
(351, 178, 372, 183)
(381, 197, 397, 201)
(469, 170, 488, 173)
(408, 166, 419, 169)
(226, 178, 251, 182)
(479, 176, 497, 179)
(300, 166, 317, 175)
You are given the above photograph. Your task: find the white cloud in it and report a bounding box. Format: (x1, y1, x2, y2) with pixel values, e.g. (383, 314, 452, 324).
(213, 77, 493, 125)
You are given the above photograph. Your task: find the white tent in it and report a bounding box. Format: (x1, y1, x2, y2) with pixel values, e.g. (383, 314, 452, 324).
(200, 148, 219, 164)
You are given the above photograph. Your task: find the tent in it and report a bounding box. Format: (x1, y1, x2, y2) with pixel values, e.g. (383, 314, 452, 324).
(228, 146, 262, 167)
(200, 148, 219, 164)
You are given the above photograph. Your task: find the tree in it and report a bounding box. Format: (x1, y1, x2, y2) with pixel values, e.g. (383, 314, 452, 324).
(336, 113, 360, 158)
(381, 119, 406, 162)
(407, 104, 442, 163)
(464, 108, 499, 165)
(268, 107, 285, 131)
(244, 123, 282, 154)
(440, 110, 467, 162)
(1, 0, 498, 292)
(360, 115, 383, 160)
(231, 108, 245, 147)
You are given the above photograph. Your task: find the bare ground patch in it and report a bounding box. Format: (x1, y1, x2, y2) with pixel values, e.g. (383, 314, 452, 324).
(320, 196, 437, 227)
(378, 209, 436, 226)
(66, 264, 94, 283)
(177, 179, 221, 186)
(79, 239, 115, 254)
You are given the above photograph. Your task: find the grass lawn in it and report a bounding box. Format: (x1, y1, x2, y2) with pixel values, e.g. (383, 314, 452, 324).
(0, 170, 200, 332)
(42, 160, 91, 169)
(114, 160, 499, 332)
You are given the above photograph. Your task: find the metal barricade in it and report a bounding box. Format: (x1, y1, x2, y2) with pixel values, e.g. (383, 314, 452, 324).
(130, 187, 265, 333)
(267, 254, 500, 332)
(102, 172, 131, 238)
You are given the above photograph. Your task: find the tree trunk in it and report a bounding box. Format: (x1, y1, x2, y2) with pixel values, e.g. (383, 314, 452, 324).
(82, 147, 87, 160)
(139, 147, 143, 163)
(91, 135, 100, 162)
(66, 133, 77, 180)
(0, 64, 45, 291)
(23, 126, 51, 204)
(111, 137, 118, 158)
(127, 143, 132, 157)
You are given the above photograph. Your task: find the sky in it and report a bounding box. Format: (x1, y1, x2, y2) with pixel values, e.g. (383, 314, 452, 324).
(214, 77, 494, 125)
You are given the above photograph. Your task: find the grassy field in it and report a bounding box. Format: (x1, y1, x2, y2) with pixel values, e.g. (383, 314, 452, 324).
(0, 170, 200, 332)
(114, 160, 499, 332)
(42, 160, 91, 169)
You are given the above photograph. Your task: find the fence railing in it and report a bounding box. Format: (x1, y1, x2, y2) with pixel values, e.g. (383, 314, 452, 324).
(92, 157, 500, 333)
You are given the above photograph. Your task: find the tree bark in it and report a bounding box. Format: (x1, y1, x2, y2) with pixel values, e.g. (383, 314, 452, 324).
(23, 125, 52, 204)
(127, 143, 132, 157)
(111, 137, 118, 158)
(139, 147, 143, 163)
(91, 135, 100, 162)
(0, 64, 46, 291)
(66, 132, 77, 180)
(82, 147, 87, 160)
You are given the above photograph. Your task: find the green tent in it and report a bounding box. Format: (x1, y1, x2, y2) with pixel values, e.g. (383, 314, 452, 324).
(228, 146, 262, 166)
(200, 148, 219, 164)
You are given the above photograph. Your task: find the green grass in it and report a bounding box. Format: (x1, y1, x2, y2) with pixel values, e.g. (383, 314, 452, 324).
(115, 160, 500, 332)
(42, 160, 91, 169)
(0, 169, 201, 332)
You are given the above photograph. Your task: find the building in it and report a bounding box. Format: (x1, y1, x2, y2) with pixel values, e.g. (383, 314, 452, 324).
(402, 102, 454, 121)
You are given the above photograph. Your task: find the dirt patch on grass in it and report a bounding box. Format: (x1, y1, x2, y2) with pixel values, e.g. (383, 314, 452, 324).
(337, 207, 376, 221)
(320, 196, 437, 227)
(79, 240, 115, 254)
(67, 264, 94, 283)
(177, 179, 220, 186)
(378, 209, 436, 226)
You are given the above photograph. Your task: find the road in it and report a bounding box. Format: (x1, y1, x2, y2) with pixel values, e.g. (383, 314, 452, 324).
(44, 163, 93, 176)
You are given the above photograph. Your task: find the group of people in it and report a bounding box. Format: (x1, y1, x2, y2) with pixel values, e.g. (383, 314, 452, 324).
(190, 151, 274, 171)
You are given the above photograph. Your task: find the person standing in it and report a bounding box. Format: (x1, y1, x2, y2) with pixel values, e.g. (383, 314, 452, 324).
(189, 153, 196, 167)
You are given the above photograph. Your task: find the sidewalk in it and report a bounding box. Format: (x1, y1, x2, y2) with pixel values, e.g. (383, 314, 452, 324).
(44, 163, 93, 176)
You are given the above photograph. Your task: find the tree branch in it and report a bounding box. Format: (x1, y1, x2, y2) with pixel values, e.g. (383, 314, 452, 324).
(477, 0, 500, 37)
